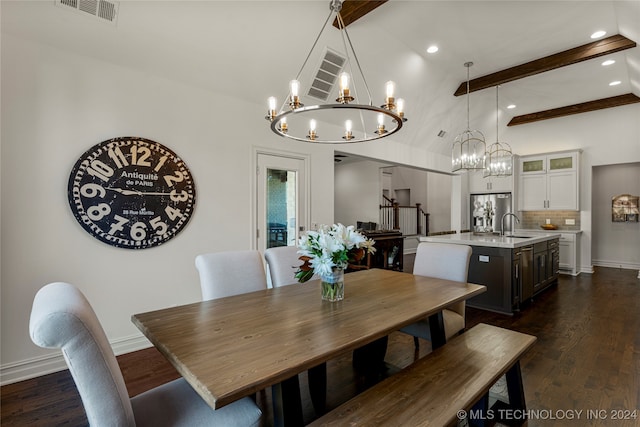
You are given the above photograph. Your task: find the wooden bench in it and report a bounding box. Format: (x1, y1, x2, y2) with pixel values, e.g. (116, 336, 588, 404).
(309, 323, 536, 427)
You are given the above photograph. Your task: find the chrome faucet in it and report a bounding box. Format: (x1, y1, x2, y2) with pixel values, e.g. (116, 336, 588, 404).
(501, 212, 520, 236)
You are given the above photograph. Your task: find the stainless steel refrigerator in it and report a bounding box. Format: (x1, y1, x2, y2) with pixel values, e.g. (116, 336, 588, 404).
(470, 192, 513, 233)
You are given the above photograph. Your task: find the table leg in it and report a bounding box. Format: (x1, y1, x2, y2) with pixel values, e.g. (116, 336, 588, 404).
(428, 311, 446, 349)
(272, 375, 304, 427)
(308, 363, 327, 415)
(352, 336, 388, 373)
(505, 361, 526, 411)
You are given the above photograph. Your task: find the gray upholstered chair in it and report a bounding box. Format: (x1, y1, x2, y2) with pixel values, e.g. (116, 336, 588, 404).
(29, 282, 262, 427)
(400, 242, 472, 348)
(195, 250, 267, 300)
(264, 245, 318, 287)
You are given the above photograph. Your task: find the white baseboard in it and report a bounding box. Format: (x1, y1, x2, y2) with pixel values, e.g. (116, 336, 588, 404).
(581, 265, 595, 274)
(592, 259, 640, 271)
(1, 334, 151, 386)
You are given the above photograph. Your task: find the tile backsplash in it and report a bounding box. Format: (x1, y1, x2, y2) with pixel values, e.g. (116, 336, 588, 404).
(518, 211, 580, 230)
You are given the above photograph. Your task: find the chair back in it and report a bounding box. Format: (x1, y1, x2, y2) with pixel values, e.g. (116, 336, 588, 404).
(264, 245, 313, 287)
(413, 242, 472, 316)
(195, 250, 267, 300)
(413, 242, 471, 282)
(29, 282, 135, 426)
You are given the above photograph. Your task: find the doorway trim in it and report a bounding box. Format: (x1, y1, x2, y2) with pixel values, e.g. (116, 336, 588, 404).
(251, 146, 311, 251)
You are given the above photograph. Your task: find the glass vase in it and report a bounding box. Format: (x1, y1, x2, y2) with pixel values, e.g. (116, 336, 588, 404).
(320, 268, 344, 302)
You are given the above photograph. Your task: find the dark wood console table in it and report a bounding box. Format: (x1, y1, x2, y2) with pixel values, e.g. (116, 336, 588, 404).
(349, 230, 404, 272)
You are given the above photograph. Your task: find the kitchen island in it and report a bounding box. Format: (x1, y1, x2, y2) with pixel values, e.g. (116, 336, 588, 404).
(420, 232, 560, 314)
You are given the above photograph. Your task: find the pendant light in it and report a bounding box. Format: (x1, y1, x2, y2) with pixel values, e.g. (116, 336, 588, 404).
(452, 62, 486, 172)
(484, 85, 513, 177)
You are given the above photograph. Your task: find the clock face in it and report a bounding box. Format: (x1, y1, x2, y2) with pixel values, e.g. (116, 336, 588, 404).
(68, 137, 196, 249)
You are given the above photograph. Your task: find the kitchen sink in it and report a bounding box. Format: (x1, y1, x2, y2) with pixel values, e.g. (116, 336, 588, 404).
(504, 235, 533, 239)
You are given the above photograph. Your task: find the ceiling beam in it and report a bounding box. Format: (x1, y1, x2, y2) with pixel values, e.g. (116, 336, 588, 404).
(333, 0, 388, 28)
(507, 93, 640, 126)
(454, 34, 637, 96)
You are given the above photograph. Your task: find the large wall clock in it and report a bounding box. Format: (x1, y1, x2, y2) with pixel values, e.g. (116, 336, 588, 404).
(68, 137, 196, 249)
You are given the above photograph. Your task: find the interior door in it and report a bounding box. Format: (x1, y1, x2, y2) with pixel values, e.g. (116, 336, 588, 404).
(256, 153, 307, 255)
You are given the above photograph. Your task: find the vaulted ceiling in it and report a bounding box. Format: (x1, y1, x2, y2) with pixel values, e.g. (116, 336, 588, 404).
(2, 1, 639, 156)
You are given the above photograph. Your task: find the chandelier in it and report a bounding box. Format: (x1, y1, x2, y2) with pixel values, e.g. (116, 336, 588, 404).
(265, 0, 406, 144)
(452, 62, 486, 172)
(484, 85, 513, 177)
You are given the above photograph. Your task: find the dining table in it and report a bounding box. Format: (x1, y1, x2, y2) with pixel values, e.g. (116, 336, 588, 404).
(131, 268, 486, 426)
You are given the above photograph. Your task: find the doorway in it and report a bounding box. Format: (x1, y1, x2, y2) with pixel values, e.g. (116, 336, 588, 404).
(256, 152, 308, 255)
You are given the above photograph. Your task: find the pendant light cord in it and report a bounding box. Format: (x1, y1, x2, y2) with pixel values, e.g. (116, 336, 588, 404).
(496, 85, 499, 142)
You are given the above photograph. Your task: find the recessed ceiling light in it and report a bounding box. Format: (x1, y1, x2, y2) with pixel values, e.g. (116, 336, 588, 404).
(602, 59, 615, 66)
(426, 45, 439, 54)
(609, 80, 621, 86)
(507, 104, 516, 109)
(591, 30, 606, 39)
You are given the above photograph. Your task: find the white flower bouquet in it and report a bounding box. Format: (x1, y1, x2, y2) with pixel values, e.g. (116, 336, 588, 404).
(295, 223, 376, 283)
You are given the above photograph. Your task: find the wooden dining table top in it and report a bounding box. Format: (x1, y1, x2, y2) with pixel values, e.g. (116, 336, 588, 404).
(131, 268, 486, 410)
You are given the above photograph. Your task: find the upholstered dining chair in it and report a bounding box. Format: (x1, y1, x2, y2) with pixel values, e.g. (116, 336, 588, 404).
(400, 242, 473, 349)
(29, 282, 262, 427)
(195, 250, 267, 300)
(264, 245, 318, 287)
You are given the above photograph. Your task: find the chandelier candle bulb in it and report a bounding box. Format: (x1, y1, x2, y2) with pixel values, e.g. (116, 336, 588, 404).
(385, 81, 396, 109)
(289, 79, 302, 108)
(267, 96, 277, 121)
(397, 98, 405, 120)
(338, 72, 353, 103)
(376, 113, 387, 135)
(343, 120, 353, 140)
(308, 119, 317, 140)
(279, 117, 288, 133)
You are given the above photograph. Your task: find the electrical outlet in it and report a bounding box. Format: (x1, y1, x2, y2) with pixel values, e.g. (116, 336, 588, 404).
(545, 219, 551, 224)
(565, 219, 575, 225)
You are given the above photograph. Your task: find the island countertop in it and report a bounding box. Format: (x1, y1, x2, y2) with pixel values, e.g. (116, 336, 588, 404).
(419, 231, 560, 249)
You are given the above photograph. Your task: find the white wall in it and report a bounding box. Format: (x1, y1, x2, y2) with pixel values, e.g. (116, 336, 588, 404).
(0, 35, 337, 383)
(334, 160, 387, 227)
(426, 172, 453, 233)
(592, 163, 640, 269)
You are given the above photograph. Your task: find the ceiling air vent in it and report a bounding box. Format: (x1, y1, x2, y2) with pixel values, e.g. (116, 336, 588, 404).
(307, 48, 347, 101)
(56, 0, 119, 25)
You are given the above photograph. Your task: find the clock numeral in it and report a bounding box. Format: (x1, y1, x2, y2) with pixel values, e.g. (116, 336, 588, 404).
(87, 203, 111, 221)
(165, 206, 184, 221)
(130, 222, 147, 241)
(154, 155, 168, 172)
(109, 215, 129, 235)
(170, 189, 189, 202)
(164, 171, 185, 187)
(80, 183, 106, 198)
(150, 216, 168, 235)
(131, 146, 152, 167)
(108, 147, 129, 169)
(86, 160, 114, 182)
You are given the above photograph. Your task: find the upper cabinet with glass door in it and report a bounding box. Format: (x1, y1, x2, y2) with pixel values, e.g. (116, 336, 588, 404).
(519, 150, 580, 211)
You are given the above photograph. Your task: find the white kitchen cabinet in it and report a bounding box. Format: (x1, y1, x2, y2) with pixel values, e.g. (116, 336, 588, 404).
(519, 151, 579, 211)
(558, 232, 581, 275)
(468, 155, 518, 194)
(468, 170, 514, 193)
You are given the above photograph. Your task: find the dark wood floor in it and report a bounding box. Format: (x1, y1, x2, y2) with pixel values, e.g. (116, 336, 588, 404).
(2, 266, 639, 426)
